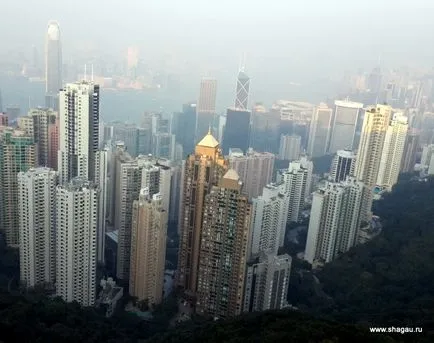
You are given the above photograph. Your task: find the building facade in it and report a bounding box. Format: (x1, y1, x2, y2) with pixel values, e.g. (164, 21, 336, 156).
(307, 103, 333, 158)
(329, 150, 356, 183)
(222, 108, 251, 155)
(18, 168, 58, 288)
(278, 134, 301, 160)
(56, 178, 98, 306)
(130, 189, 167, 306)
(196, 169, 251, 319)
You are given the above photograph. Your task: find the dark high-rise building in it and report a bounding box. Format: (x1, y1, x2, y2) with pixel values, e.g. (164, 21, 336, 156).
(235, 71, 250, 110)
(45, 21, 62, 100)
(250, 104, 280, 153)
(196, 169, 251, 319)
(222, 108, 251, 155)
(400, 129, 420, 173)
(174, 103, 197, 156)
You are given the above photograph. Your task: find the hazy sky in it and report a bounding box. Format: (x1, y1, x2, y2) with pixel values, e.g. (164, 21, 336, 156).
(1, 0, 434, 105)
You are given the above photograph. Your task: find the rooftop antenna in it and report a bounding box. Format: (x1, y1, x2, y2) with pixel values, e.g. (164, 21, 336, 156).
(84, 64, 87, 81)
(241, 52, 246, 72)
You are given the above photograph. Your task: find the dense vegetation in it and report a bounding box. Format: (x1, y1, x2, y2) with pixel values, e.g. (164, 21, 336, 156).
(289, 175, 434, 340)
(148, 310, 402, 343)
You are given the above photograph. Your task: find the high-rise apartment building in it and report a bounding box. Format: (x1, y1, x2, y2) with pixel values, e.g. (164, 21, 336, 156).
(45, 21, 62, 109)
(196, 169, 251, 319)
(330, 150, 356, 183)
(129, 189, 167, 306)
(115, 155, 171, 281)
(58, 81, 100, 184)
(278, 134, 301, 160)
(277, 157, 313, 223)
(235, 71, 250, 110)
(0, 128, 38, 246)
(304, 177, 365, 266)
(222, 108, 251, 154)
(19, 108, 57, 167)
(18, 168, 58, 288)
(400, 129, 420, 173)
(95, 149, 108, 263)
(56, 178, 98, 306)
(243, 253, 291, 313)
(307, 104, 333, 157)
(177, 131, 228, 293)
(328, 100, 363, 154)
(249, 184, 289, 259)
(196, 78, 217, 141)
(48, 115, 59, 170)
(228, 148, 275, 201)
(377, 113, 408, 190)
(355, 104, 392, 219)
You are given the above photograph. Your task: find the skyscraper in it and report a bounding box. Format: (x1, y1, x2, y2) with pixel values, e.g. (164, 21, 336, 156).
(243, 253, 291, 312)
(277, 157, 313, 223)
(377, 113, 408, 190)
(174, 103, 197, 157)
(45, 21, 62, 109)
(115, 155, 171, 281)
(307, 103, 333, 157)
(130, 189, 167, 306)
(235, 71, 250, 110)
(400, 129, 420, 173)
(355, 104, 392, 220)
(222, 108, 251, 154)
(18, 168, 58, 288)
(177, 131, 228, 293)
(249, 104, 280, 153)
(196, 78, 217, 141)
(228, 148, 275, 201)
(304, 177, 365, 266)
(95, 149, 108, 263)
(196, 169, 251, 319)
(249, 184, 289, 258)
(355, 105, 393, 188)
(58, 81, 100, 184)
(23, 108, 57, 167)
(48, 115, 59, 170)
(56, 178, 98, 306)
(328, 100, 363, 154)
(278, 134, 301, 160)
(330, 150, 356, 183)
(0, 128, 38, 246)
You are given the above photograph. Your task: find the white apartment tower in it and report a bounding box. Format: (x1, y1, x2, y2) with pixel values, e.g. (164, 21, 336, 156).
(58, 81, 100, 184)
(304, 177, 365, 266)
(243, 253, 292, 312)
(229, 148, 275, 200)
(377, 113, 408, 190)
(278, 134, 301, 161)
(18, 168, 58, 288)
(56, 178, 99, 306)
(277, 157, 313, 223)
(249, 184, 289, 259)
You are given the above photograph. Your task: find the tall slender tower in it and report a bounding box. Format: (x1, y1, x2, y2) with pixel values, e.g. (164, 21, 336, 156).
(56, 178, 98, 306)
(58, 81, 100, 184)
(376, 113, 408, 190)
(235, 69, 250, 110)
(196, 78, 217, 141)
(129, 189, 167, 306)
(0, 129, 38, 246)
(196, 169, 251, 319)
(45, 21, 62, 109)
(177, 130, 228, 294)
(18, 168, 58, 288)
(355, 105, 392, 220)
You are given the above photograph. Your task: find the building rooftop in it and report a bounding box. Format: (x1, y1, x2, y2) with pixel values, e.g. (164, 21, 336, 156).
(223, 169, 240, 181)
(197, 130, 219, 148)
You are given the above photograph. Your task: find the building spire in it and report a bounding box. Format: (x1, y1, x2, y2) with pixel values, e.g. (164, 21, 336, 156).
(207, 125, 212, 135)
